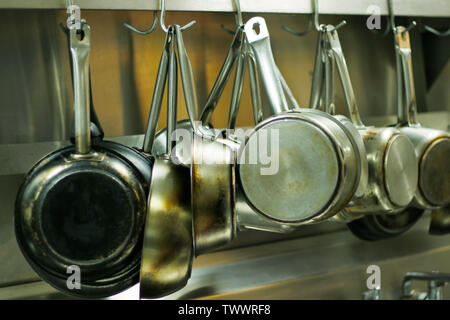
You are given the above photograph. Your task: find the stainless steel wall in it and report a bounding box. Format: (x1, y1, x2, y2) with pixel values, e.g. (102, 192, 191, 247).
(1, 10, 447, 145)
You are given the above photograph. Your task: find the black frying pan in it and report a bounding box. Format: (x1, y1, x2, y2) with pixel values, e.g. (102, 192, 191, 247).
(15, 23, 152, 298)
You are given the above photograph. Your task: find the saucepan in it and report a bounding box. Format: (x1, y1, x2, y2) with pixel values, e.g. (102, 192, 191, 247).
(306, 24, 369, 208)
(138, 26, 193, 299)
(339, 26, 423, 240)
(326, 30, 420, 218)
(238, 17, 363, 225)
(394, 26, 449, 209)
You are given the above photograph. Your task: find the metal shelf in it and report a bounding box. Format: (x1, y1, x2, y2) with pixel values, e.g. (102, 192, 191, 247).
(1, 0, 449, 17)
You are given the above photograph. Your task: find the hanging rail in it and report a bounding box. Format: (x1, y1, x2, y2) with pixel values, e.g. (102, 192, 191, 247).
(1, 0, 449, 17)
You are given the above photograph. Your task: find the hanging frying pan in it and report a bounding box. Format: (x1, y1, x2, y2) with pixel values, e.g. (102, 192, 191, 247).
(15, 23, 150, 298)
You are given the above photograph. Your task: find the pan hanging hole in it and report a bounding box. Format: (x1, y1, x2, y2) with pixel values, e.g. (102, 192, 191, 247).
(253, 22, 261, 35)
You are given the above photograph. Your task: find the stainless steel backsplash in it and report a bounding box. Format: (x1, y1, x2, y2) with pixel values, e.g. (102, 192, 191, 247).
(0, 10, 447, 145)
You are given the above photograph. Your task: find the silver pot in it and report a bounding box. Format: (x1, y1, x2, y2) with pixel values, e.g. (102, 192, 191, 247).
(238, 17, 363, 225)
(394, 26, 449, 210)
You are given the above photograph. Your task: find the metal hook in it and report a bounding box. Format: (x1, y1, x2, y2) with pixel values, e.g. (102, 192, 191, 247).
(369, 0, 393, 36)
(233, 0, 243, 27)
(372, 0, 417, 36)
(400, 21, 417, 34)
(281, 18, 313, 37)
(424, 25, 450, 37)
(221, 24, 235, 35)
(329, 20, 347, 32)
(123, 11, 158, 35)
(221, 0, 244, 35)
(160, 0, 196, 33)
(283, 0, 346, 37)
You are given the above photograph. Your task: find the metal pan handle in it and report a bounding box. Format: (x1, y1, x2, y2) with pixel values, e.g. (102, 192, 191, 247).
(245, 41, 264, 124)
(245, 17, 289, 116)
(200, 26, 244, 126)
(62, 23, 104, 141)
(166, 26, 178, 156)
(227, 50, 246, 129)
(395, 26, 419, 127)
(323, 39, 335, 115)
(174, 25, 201, 135)
(70, 23, 91, 155)
(276, 64, 300, 110)
(310, 29, 326, 110)
(326, 27, 364, 128)
(141, 29, 172, 153)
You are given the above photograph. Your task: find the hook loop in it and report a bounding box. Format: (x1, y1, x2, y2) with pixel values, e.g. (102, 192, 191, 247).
(123, 11, 158, 35)
(160, 0, 196, 33)
(283, 0, 346, 37)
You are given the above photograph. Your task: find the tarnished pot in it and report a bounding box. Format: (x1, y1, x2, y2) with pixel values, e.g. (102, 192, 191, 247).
(154, 21, 296, 235)
(394, 26, 449, 209)
(176, 24, 237, 254)
(139, 26, 194, 299)
(15, 24, 148, 298)
(155, 125, 296, 234)
(153, 119, 193, 166)
(140, 157, 193, 298)
(191, 134, 237, 254)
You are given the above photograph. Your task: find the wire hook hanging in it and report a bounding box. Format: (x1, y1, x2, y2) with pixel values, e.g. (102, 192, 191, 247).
(221, 0, 244, 35)
(124, 0, 196, 35)
(160, 0, 196, 33)
(371, 0, 417, 37)
(123, 11, 158, 35)
(424, 25, 450, 37)
(282, 0, 346, 37)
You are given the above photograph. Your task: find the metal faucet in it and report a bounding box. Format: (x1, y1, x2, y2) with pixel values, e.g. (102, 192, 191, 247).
(402, 272, 450, 300)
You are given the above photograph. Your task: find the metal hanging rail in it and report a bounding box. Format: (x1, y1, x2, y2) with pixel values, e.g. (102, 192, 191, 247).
(0, 0, 449, 17)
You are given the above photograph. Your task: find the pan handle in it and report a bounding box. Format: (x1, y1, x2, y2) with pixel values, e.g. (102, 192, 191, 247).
(61, 23, 104, 141)
(200, 26, 244, 126)
(245, 17, 290, 116)
(310, 28, 326, 110)
(227, 50, 246, 129)
(395, 26, 419, 127)
(276, 64, 300, 110)
(70, 23, 91, 155)
(326, 26, 364, 128)
(141, 30, 171, 153)
(166, 26, 178, 156)
(246, 41, 264, 124)
(174, 25, 201, 135)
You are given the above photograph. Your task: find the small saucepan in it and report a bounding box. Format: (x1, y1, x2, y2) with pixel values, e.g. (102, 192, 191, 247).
(239, 17, 362, 225)
(394, 26, 449, 209)
(139, 26, 193, 299)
